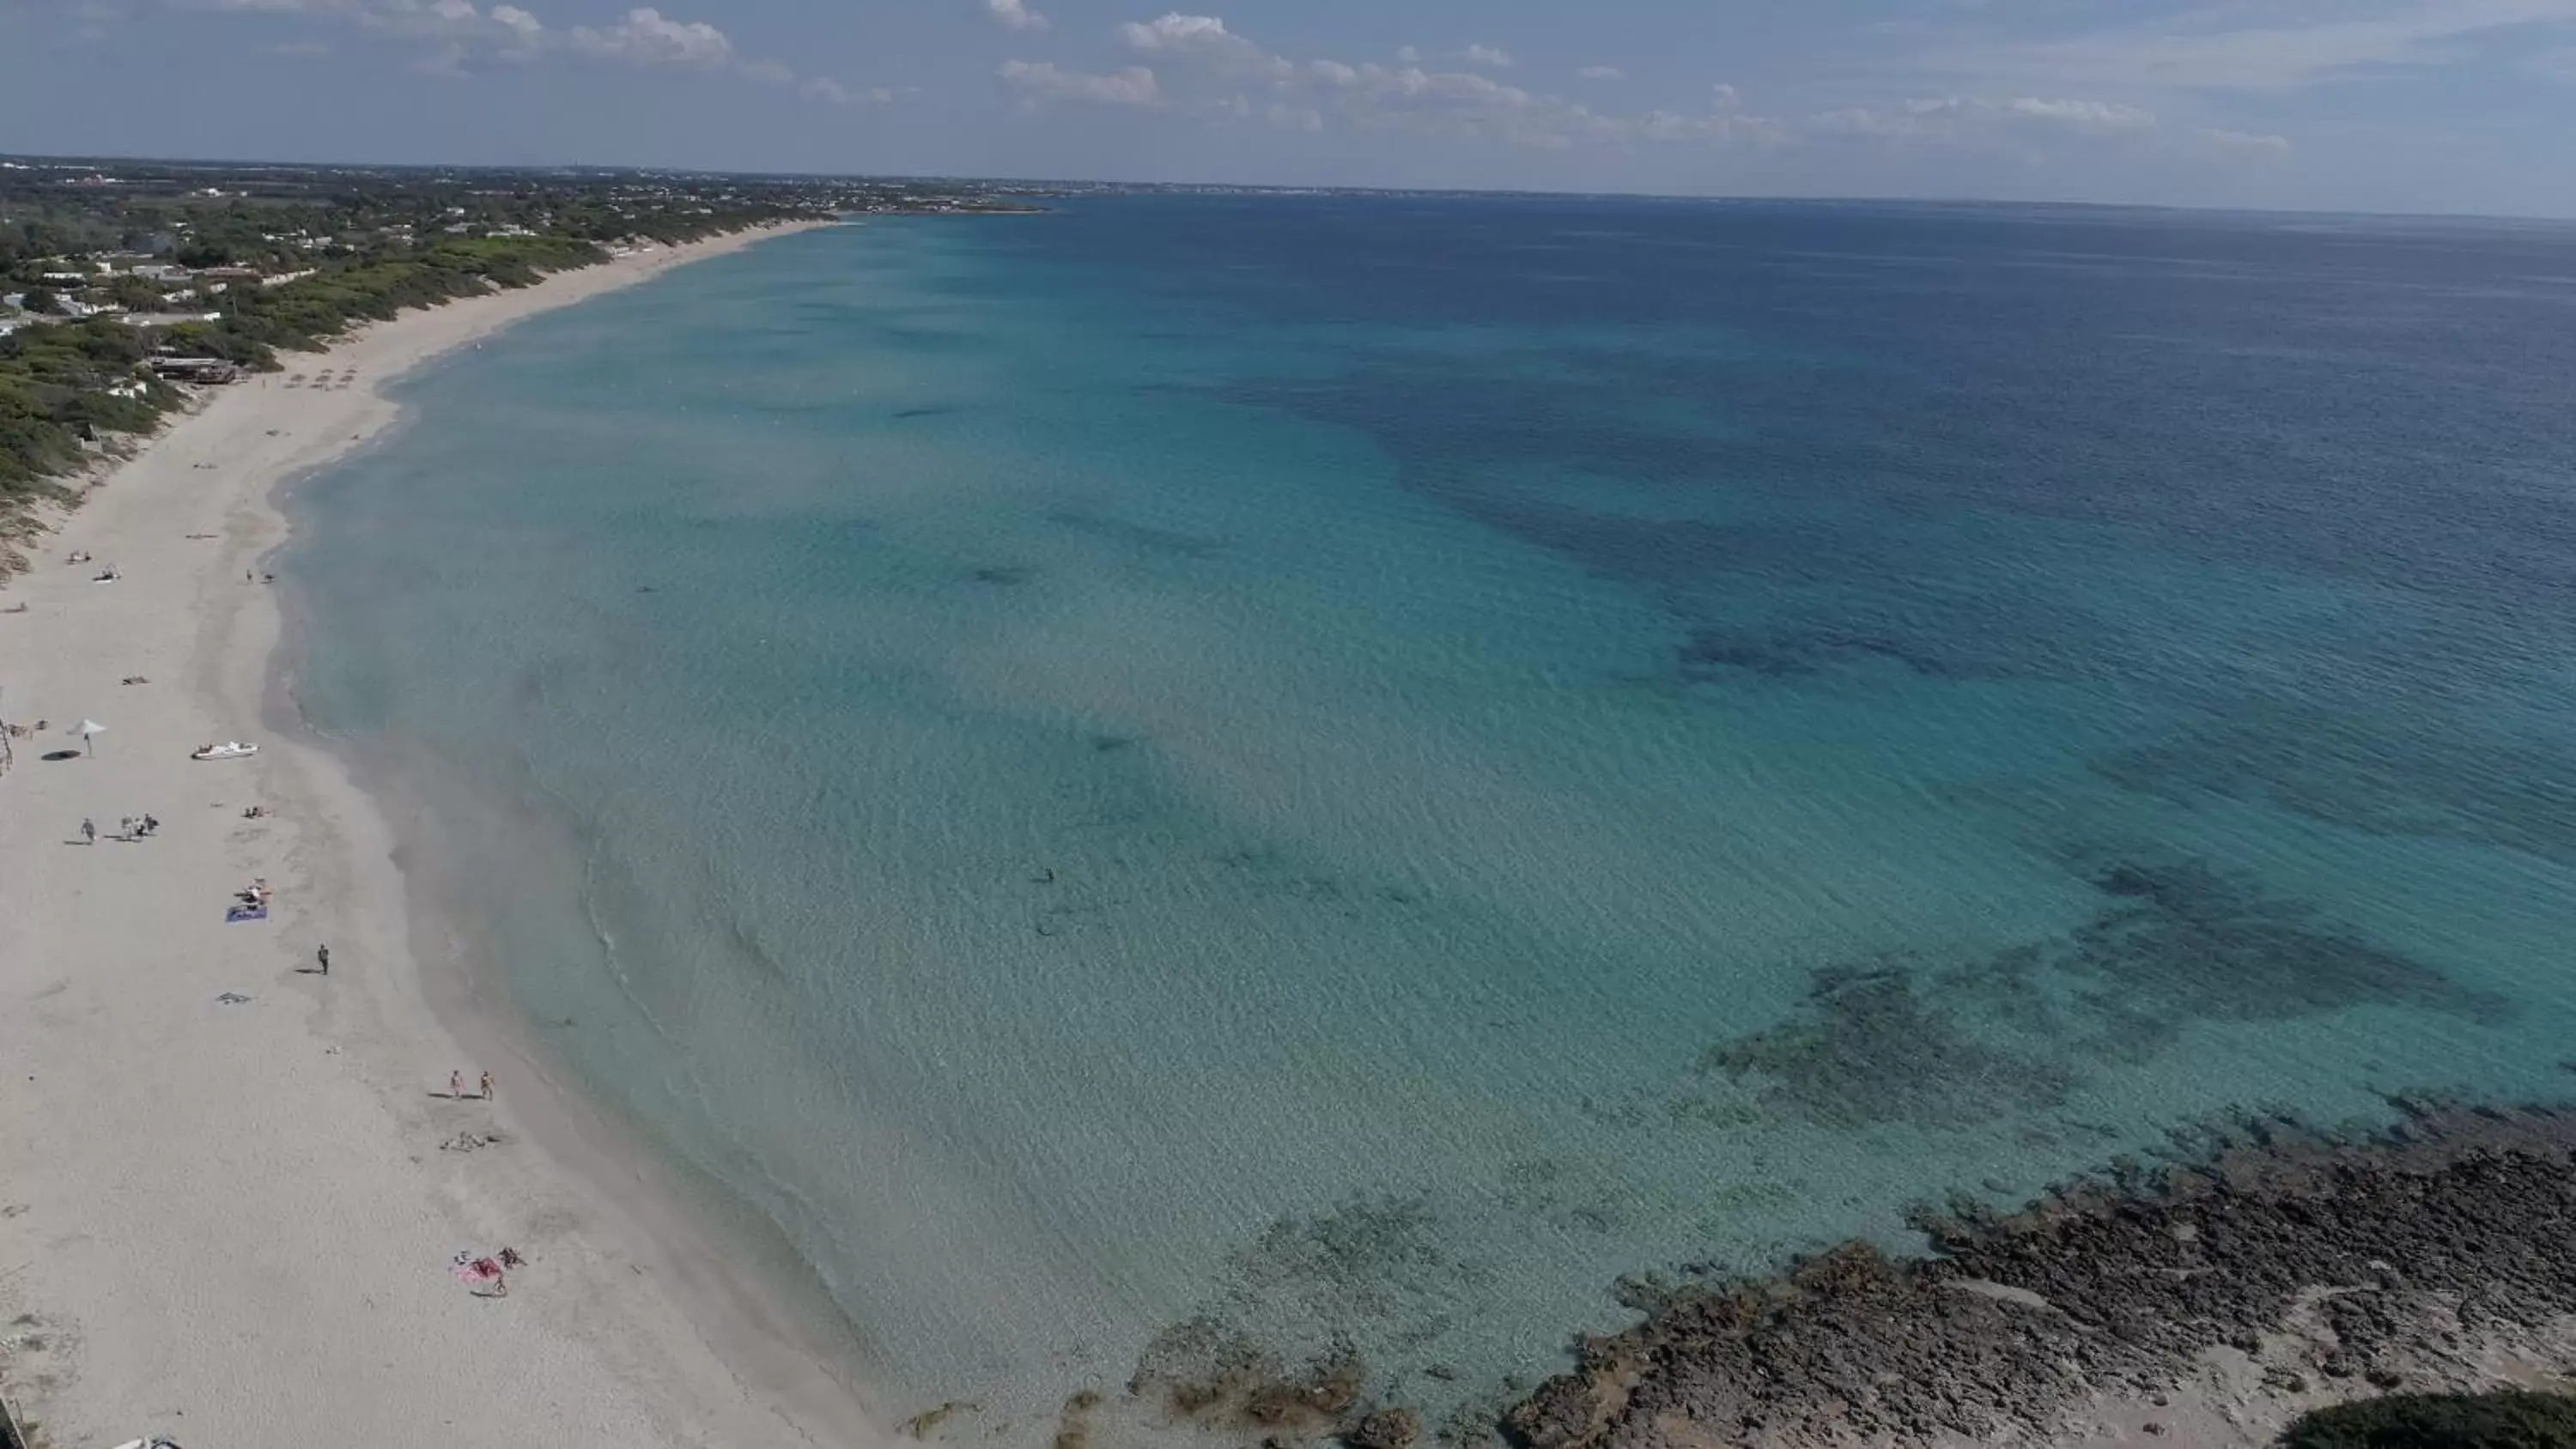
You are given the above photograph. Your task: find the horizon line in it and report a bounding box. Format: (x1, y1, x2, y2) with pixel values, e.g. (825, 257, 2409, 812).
(6, 149, 2575, 228)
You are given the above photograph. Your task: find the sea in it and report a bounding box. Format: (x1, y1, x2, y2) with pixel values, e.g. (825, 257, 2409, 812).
(284, 196, 2576, 1439)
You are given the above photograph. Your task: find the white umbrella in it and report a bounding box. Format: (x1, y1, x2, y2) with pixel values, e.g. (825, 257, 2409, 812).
(75, 718, 105, 756)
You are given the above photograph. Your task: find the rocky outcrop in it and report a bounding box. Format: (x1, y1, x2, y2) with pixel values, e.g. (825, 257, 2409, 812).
(1347, 1406, 1424, 1449)
(1503, 1102, 2576, 1449)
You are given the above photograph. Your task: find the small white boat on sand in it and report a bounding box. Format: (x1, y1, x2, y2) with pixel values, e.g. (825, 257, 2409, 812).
(191, 742, 259, 761)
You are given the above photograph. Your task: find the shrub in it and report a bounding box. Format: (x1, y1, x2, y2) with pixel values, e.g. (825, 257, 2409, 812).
(2280, 1391, 2576, 1449)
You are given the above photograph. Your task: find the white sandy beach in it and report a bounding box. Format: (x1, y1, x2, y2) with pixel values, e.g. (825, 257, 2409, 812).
(0, 223, 896, 1449)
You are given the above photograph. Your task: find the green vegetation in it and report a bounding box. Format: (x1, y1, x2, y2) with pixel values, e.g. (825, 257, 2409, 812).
(2279, 1391, 2576, 1449)
(0, 154, 1054, 539)
(199, 233, 610, 361)
(1, 318, 167, 495)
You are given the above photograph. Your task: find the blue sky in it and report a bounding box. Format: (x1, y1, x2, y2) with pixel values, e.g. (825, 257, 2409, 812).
(5, 0, 2575, 215)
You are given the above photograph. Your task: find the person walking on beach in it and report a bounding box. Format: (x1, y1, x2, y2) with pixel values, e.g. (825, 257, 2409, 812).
(479, 1070, 494, 1101)
(80, 817, 95, 846)
(450, 1070, 465, 1099)
(315, 943, 331, 976)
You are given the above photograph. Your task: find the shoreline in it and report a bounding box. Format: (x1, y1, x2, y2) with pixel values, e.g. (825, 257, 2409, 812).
(0, 220, 897, 1449)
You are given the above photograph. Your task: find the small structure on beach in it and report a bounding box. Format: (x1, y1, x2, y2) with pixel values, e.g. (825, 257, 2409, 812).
(148, 357, 240, 384)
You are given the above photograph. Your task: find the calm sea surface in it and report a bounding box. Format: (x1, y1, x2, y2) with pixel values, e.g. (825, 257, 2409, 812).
(289, 197, 2576, 1436)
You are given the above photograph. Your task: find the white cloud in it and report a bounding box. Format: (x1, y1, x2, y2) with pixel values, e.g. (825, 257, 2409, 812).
(1575, 64, 1623, 81)
(1119, 12, 1249, 53)
(799, 76, 890, 103)
(1920, 0, 2576, 93)
(984, 0, 1046, 32)
(184, 0, 851, 94)
(2000, 96, 2158, 129)
(1461, 43, 1512, 69)
(1062, 21, 1781, 151)
(1115, 12, 1291, 82)
(489, 0, 538, 56)
(1809, 94, 2159, 142)
(567, 6, 730, 65)
(2199, 126, 2293, 154)
(999, 58, 1162, 106)
(1011, 15, 2166, 164)
(1395, 45, 1420, 64)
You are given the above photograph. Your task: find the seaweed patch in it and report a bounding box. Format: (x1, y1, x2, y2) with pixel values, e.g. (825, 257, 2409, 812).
(1698, 859, 2502, 1128)
(1698, 966, 2074, 1126)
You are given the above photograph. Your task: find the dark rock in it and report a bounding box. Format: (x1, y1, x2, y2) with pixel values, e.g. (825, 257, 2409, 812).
(1348, 1408, 1423, 1449)
(1499, 1103, 2576, 1449)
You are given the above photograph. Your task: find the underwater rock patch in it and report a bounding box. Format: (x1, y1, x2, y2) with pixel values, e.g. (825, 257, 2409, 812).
(1697, 965, 2074, 1127)
(1698, 858, 2500, 1128)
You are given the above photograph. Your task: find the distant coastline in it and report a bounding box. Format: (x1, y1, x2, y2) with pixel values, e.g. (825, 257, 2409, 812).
(3, 155, 1056, 567)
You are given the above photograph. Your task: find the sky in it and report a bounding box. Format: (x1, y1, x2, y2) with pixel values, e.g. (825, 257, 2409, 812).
(3, 0, 2575, 215)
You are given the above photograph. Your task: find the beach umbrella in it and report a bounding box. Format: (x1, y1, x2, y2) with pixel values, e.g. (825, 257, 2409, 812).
(74, 719, 106, 756)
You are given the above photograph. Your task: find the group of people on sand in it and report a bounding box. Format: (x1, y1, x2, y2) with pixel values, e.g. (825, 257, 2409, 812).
(77, 814, 161, 843)
(52, 552, 534, 1318)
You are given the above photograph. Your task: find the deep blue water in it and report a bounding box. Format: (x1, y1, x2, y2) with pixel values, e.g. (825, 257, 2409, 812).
(290, 197, 2576, 1440)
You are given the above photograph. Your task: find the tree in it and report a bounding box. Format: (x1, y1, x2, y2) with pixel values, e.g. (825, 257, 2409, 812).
(104, 275, 167, 311)
(19, 287, 59, 316)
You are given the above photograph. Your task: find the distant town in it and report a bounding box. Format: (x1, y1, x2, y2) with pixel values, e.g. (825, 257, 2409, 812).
(0, 155, 1053, 514)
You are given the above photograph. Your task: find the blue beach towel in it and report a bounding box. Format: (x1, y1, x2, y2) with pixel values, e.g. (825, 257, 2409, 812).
(225, 904, 268, 924)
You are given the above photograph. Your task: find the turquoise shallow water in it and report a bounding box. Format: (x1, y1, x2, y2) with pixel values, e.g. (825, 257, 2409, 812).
(289, 199, 2576, 1435)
